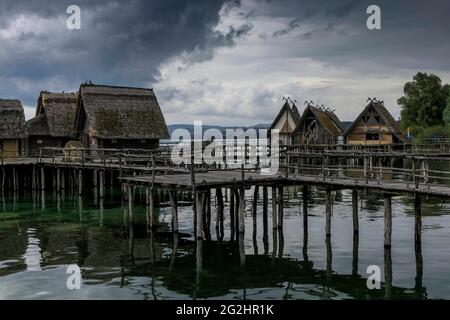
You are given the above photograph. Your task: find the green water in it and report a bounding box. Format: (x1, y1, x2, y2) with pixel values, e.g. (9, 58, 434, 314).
(1, 187, 450, 299)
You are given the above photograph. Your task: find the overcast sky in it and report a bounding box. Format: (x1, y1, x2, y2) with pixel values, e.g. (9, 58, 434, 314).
(1, 0, 450, 125)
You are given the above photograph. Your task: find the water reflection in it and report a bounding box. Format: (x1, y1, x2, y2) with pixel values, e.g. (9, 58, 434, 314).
(0, 188, 443, 300)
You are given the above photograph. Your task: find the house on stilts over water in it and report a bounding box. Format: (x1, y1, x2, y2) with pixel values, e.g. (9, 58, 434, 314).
(343, 98, 407, 145)
(269, 98, 301, 145)
(291, 102, 344, 145)
(0, 99, 28, 158)
(27, 91, 78, 155)
(74, 83, 169, 150)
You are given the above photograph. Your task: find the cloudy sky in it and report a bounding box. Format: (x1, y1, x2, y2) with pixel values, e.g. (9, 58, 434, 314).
(1, 0, 450, 125)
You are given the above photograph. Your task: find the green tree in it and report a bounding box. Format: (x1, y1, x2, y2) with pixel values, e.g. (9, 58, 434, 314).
(444, 95, 450, 126)
(398, 72, 450, 128)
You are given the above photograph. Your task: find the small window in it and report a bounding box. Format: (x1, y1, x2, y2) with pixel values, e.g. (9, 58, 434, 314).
(140, 139, 146, 143)
(366, 133, 379, 140)
(37, 139, 43, 144)
(111, 139, 117, 144)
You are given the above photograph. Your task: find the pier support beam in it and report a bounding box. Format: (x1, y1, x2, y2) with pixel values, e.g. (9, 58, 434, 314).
(148, 186, 155, 229)
(252, 185, 259, 234)
(230, 189, 235, 241)
(302, 185, 308, 230)
(56, 168, 61, 193)
(238, 187, 245, 234)
(352, 189, 359, 234)
(127, 185, 134, 223)
(78, 169, 83, 196)
(40, 167, 45, 191)
(216, 188, 224, 241)
(169, 190, 179, 233)
(277, 186, 284, 230)
(196, 192, 205, 240)
(262, 186, 269, 254)
(384, 194, 392, 248)
(99, 170, 105, 199)
(272, 187, 277, 230)
(414, 194, 422, 244)
(325, 189, 332, 237)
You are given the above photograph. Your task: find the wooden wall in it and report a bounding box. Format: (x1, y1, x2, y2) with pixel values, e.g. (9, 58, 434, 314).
(346, 123, 394, 145)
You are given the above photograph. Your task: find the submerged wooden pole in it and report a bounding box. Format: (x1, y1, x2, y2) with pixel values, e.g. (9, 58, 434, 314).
(239, 165, 245, 235)
(262, 186, 268, 254)
(169, 190, 179, 233)
(216, 188, 224, 241)
(40, 167, 45, 191)
(78, 169, 83, 196)
(414, 194, 421, 244)
(272, 187, 277, 229)
(230, 188, 235, 241)
(56, 168, 61, 193)
(352, 189, 359, 234)
(325, 189, 332, 237)
(99, 170, 105, 199)
(196, 192, 205, 240)
(384, 194, 392, 248)
(277, 186, 284, 229)
(127, 184, 134, 223)
(302, 185, 308, 228)
(252, 185, 259, 234)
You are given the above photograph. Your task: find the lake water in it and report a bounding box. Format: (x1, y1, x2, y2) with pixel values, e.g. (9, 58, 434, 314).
(1, 186, 450, 300)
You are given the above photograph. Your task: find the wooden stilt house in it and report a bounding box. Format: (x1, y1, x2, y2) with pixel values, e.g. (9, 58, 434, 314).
(269, 100, 301, 145)
(291, 103, 344, 145)
(27, 92, 78, 155)
(343, 99, 407, 145)
(74, 83, 169, 150)
(0, 99, 28, 158)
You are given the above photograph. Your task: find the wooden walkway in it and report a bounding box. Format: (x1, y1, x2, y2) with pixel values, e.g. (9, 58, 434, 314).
(119, 170, 450, 198)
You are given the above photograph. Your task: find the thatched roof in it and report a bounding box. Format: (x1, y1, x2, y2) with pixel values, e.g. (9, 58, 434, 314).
(76, 84, 169, 139)
(291, 103, 301, 124)
(33, 91, 77, 137)
(343, 101, 407, 142)
(27, 113, 50, 136)
(0, 99, 28, 139)
(292, 105, 344, 137)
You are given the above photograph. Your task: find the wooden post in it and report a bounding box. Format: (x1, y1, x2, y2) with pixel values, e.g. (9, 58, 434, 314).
(384, 194, 392, 248)
(230, 188, 235, 241)
(252, 185, 259, 235)
(56, 168, 61, 193)
(239, 164, 245, 234)
(60, 168, 65, 191)
(12, 167, 17, 191)
(196, 192, 204, 240)
(205, 191, 212, 241)
(31, 165, 36, 190)
(352, 189, 359, 234)
(216, 188, 224, 241)
(78, 169, 83, 196)
(93, 169, 98, 189)
(325, 189, 332, 237)
(99, 170, 104, 199)
(40, 167, 45, 191)
(262, 186, 268, 254)
(384, 248, 392, 299)
(169, 190, 179, 233)
(272, 187, 277, 229)
(414, 194, 421, 244)
(277, 186, 283, 229)
(302, 185, 308, 228)
(127, 184, 134, 223)
(148, 186, 155, 229)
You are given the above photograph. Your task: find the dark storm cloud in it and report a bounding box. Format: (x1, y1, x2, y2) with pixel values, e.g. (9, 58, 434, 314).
(0, 0, 247, 105)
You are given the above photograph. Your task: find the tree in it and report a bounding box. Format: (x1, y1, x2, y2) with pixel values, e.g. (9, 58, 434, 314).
(398, 72, 450, 128)
(444, 95, 450, 126)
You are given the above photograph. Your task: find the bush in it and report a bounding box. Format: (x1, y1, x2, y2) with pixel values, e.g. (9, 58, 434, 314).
(411, 125, 450, 143)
